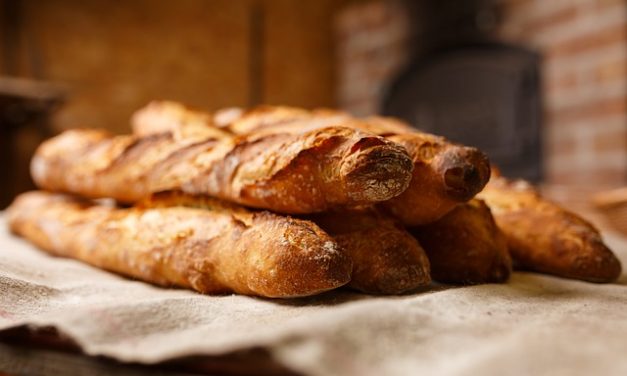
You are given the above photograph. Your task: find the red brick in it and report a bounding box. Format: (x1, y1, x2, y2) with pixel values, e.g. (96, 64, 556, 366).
(549, 168, 626, 186)
(545, 71, 579, 93)
(549, 96, 627, 124)
(360, 2, 391, 29)
(594, 58, 627, 84)
(548, 137, 578, 155)
(546, 23, 626, 58)
(526, 6, 579, 32)
(335, 1, 392, 36)
(596, 0, 627, 10)
(593, 128, 627, 152)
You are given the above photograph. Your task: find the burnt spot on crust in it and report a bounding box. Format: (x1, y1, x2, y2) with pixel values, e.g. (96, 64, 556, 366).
(439, 146, 491, 202)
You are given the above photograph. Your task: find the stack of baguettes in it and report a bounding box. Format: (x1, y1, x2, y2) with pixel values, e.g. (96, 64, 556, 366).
(7, 101, 622, 298)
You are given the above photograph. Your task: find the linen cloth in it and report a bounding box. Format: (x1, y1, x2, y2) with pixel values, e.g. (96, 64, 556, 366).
(1, 214, 627, 376)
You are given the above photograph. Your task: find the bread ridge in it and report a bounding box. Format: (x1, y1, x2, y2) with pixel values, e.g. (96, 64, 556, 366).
(478, 177, 622, 283)
(307, 208, 431, 294)
(7, 191, 353, 297)
(144, 191, 432, 294)
(131, 103, 432, 293)
(131, 101, 490, 225)
(31, 124, 414, 214)
(412, 199, 512, 284)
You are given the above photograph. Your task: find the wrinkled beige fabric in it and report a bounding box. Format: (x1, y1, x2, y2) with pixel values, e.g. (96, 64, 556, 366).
(1, 215, 627, 376)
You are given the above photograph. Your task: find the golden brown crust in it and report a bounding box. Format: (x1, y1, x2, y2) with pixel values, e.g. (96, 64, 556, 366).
(198, 104, 491, 225)
(478, 178, 622, 283)
(308, 209, 431, 294)
(145, 192, 431, 294)
(7, 191, 352, 298)
(130, 102, 490, 224)
(132, 101, 231, 141)
(381, 133, 491, 225)
(226, 105, 349, 135)
(411, 199, 512, 284)
(31, 125, 413, 213)
(362, 116, 417, 135)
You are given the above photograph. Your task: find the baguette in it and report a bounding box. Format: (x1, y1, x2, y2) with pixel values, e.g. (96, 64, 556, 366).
(31, 125, 414, 213)
(224, 106, 491, 225)
(7, 191, 352, 298)
(381, 130, 491, 225)
(478, 177, 622, 283)
(226, 105, 350, 135)
(131, 104, 432, 292)
(131, 101, 230, 141)
(226, 107, 415, 137)
(144, 191, 432, 294)
(308, 209, 431, 294)
(132, 102, 490, 225)
(411, 199, 512, 284)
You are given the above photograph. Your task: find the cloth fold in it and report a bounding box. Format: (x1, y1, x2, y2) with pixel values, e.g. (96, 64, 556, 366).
(2, 215, 627, 376)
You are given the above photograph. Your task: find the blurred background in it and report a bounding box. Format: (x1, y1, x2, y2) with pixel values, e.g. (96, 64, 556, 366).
(0, 0, 625, 208)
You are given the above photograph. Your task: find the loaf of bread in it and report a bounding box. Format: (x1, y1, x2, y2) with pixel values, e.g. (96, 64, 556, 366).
(412, 199, 512, 284)
(132, 101, 230, 141)
(478, 177, 622, 283)
(308, 209, 431, 294)
(7, 191, 352, 297)
(226, 105, 349, 135)
(132, 102, 490, 225)
(225, 106, 414, 138)
(221, 106, 491, 225)
(31, 124, 414, 213)
(143, 191, 431, 295)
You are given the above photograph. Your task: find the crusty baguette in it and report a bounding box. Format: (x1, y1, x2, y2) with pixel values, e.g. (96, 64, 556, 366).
(31, 125, 414, 213)
(226, 105, 350, 135)
(411, 199, 512, 284)
(381, 131, 490, 225)
(224, 106, 491, 225)
(478, 177, 622, 283)
(143, 191, 431, 294)
(132, 102, 490, 225)
(7, 191, 352, 298)
(55, 104, 426, 295)
(132, 101, 230, 141)
(131, 103, 433, 292)
(225, 106, 415, 137)
(308, 209, 431, 294)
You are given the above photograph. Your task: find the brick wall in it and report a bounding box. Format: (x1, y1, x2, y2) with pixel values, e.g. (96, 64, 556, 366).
(498, 0, 626, 187)
(335, 0, 627, 187)
(335, 0, 411, 116)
